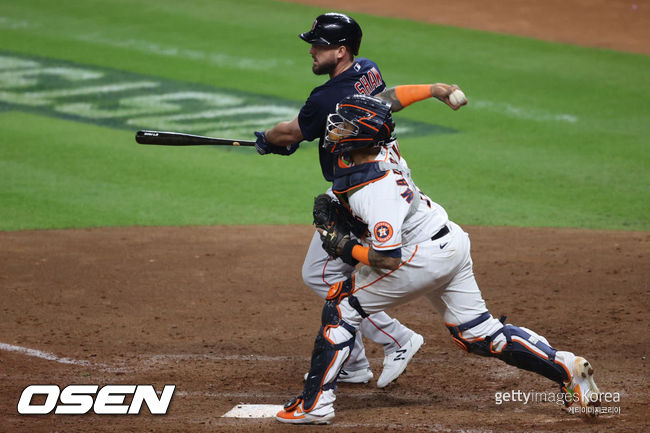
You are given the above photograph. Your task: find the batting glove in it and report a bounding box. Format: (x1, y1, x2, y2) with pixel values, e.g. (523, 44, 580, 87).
(254, 131, 272, 155)
(254, 131, 300, 156)
(272, 142, 300, 156)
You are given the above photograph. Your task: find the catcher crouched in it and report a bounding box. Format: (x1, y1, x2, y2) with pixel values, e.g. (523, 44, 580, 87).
(275, 94, 601, 425)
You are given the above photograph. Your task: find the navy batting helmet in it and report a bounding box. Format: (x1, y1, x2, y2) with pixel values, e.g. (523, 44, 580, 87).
(324, 94, 395, 154)
(299, 12, 362, 56)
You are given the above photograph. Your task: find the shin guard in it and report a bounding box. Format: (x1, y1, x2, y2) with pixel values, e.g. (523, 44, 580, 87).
(492, 325, 570, 384)
(447, 314, 570, 385)
(301, 278, 359, 412)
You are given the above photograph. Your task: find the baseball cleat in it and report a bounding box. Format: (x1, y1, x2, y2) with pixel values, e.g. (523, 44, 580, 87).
(275, 397, 335, 425)
(561, 356, 601, 416)
(339, 366, 373, 383)
(304, 366, 373, 384)
(376, 333, 424, 388)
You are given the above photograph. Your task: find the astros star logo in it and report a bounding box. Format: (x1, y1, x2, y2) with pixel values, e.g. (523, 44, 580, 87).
(373, 221, 393, 242)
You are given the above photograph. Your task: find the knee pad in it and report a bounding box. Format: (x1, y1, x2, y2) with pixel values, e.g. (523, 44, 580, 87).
(446, 311, 496, 356)
(323, 277, 368, 324)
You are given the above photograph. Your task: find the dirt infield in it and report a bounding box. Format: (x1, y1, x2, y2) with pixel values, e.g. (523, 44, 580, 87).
(1, 225, 648, 432)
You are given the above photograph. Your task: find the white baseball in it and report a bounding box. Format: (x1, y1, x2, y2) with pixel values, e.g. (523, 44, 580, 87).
(449, 89, 467, 106)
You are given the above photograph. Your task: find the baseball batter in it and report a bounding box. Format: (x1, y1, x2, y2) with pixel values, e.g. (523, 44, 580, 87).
(255, 12, 466, 387)
(275, 94, 601, 424)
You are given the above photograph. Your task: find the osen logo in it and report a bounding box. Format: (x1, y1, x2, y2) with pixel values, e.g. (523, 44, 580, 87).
(17, 384, 175, 415)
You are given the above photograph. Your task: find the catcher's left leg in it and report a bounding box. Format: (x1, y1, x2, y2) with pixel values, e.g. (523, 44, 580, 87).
(431, 225, 601, 414)
(446, 313, 601, 414)
(276, 279, 367, 425)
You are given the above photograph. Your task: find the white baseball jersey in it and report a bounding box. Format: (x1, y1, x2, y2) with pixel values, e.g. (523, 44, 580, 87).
(342, 141, 449, 253)
(331, 139, 488, 324)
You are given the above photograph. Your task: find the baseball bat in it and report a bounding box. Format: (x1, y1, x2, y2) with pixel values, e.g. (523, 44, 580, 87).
(135, 130, 255, 147)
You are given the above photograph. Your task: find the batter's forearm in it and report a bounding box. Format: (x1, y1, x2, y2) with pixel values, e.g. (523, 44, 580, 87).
(377, 84, 463, 112)
(376, 87, 406, 112)
(265, 117, 303, 147)
(377, 85, 437, 112)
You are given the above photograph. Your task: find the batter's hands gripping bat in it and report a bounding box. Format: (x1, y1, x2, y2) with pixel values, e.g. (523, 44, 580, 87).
(135, 130, 255, 147)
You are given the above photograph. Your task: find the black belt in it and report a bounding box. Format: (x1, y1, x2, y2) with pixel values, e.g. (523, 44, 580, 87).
(431, 225, 450, 241)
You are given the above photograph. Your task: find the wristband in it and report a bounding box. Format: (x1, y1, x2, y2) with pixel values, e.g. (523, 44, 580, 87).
(351, 244, 370, 266)
(394, 85, 433, 108)
(340, 239, 360, 266)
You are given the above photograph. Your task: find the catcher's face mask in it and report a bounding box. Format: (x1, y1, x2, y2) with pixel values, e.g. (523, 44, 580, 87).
(323, 94, 394, 155)
(324, 114, 357, 151)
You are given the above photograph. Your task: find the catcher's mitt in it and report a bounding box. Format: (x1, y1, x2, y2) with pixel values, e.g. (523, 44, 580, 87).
(312, 194, 367, 237)
(312, 194, 339, 231)
(313, 194, 356, 259)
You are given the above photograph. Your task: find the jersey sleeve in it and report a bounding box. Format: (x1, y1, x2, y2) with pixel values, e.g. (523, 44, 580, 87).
(350, 180, 410, 252)
(298, 92, 331, 141)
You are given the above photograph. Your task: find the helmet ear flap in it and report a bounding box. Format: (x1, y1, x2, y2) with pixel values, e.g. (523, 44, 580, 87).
(349, 34, 362, 56)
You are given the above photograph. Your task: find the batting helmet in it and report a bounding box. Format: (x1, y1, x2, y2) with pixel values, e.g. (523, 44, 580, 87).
(324, 94, 395, 154)
(299, 13, 363, 56)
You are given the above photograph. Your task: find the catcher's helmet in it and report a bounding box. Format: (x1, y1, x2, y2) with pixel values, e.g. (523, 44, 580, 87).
(299, 12, 362, 56)
(324, 94, 395, 155)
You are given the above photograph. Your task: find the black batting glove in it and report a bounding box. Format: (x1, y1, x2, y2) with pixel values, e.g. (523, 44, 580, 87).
(254, 131, 272, 155)
(255, 131, 300, 156)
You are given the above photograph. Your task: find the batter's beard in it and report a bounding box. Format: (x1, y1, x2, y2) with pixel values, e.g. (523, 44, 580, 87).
(312, 58, 337, 76)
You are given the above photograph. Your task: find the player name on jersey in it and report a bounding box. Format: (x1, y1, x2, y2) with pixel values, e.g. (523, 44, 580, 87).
(354, 66, 383, 95)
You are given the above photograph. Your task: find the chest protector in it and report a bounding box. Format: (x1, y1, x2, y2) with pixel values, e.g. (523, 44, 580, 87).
(332, 155, 419, 222)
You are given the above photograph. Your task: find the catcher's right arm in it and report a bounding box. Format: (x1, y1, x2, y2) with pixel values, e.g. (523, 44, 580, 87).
(312, 194, 396, 269)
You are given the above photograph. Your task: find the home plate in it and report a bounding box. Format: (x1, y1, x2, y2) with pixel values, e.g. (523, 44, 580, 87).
(221, 404, 284, 418)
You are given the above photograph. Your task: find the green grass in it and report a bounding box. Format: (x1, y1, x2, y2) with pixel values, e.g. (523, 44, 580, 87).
(1, 0, 648, 230)
(0, 112, 327, 230)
